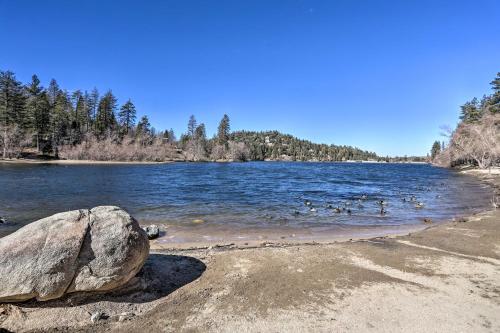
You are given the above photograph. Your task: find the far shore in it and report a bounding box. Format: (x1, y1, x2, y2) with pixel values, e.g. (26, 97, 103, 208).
(0, 157, 430, 165)
(0, 158, 175, 165)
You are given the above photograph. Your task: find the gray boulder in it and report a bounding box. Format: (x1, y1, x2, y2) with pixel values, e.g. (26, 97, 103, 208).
(0, 206, 149, 302)
(143, 224, 160, 240)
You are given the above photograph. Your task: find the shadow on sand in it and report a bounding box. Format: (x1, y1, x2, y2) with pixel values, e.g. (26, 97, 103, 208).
(17, 253, 206, 308)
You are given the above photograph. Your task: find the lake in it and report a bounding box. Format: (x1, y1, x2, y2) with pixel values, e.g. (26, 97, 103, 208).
(0, 162, 493, 242)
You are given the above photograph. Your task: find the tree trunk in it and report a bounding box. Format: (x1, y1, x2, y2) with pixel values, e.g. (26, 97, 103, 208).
(2, 128, 6, 159)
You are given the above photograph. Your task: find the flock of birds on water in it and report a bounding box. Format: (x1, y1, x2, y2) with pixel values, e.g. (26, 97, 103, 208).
(287, 188, 436, 221)
(298, 196, 424, 216)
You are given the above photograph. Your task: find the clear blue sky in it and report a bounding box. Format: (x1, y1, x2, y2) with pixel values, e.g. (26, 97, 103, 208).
(1, 0, 499, 156)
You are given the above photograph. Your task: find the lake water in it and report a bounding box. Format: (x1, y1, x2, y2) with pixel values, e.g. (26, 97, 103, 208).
(0, 162, 493, 243)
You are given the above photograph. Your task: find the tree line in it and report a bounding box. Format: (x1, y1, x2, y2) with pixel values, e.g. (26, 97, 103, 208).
(431, 72, 500, 169)
(1, 69, 378, 162)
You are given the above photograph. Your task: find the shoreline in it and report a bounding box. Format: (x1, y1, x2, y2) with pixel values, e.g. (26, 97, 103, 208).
(1, 167, 498, 332)
(0, 157, 430, 165)
(0, 158, 174, 165)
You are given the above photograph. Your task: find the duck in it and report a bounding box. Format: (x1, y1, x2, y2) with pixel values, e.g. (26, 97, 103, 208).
(378, 200, 387, 206)
(326, 204, 334, 209)
(415, 202, 424, 209)
(0, 217, 5, 224)
(346, 209, 352, 215)
(304, 200, 312, 207)
(309, 207, 317, 212)
(334, 207, 342, 213)
(380, 207, 387, 215)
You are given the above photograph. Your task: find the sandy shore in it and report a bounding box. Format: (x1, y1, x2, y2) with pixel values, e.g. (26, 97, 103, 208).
(1, 169, 499, 332)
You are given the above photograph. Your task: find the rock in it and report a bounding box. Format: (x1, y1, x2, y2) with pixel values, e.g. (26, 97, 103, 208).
(143, 224, 160, 240)
(118, 312, 135, 322)
(90, 310, 106, 323)
(423, 218, 433, 224)
(0, 206, 149, 302)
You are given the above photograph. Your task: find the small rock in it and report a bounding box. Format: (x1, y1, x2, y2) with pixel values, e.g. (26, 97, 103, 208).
(423, 218, 432, 224)
(118, 312, 135, 322)
(143, 225, 160, 240)
(90, 311, 105, 323)
(192, 219, 204, 224)
(458, 217, 468, 223)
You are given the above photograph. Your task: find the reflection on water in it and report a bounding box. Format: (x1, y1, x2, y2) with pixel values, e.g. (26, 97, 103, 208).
(0, 162, 493, 238)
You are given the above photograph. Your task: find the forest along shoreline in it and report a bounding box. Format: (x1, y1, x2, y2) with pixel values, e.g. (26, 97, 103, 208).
(148, 167, 500, 251)
(1, 168, 498, 333)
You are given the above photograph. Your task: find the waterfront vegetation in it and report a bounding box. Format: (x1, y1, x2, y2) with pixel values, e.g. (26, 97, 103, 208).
(0, 70, 381, 162)
(431, 72, 500, 169)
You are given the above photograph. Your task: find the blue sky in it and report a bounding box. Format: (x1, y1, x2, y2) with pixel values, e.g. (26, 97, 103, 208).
(1, 0, 499, 156)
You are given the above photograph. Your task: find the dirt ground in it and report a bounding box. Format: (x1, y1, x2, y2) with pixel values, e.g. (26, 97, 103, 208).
(1, 170, 499, 333)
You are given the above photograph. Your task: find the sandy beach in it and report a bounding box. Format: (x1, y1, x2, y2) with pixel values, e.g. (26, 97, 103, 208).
(1, 169, 499, 333)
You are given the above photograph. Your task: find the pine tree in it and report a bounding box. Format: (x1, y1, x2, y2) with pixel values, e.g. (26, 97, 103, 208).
(95, 90, 117, 137)
(88, 88, 99, 132)
(491, 72, 500, 92)
(460, 98, 482, 122)
(490, 72, 500, 113)
(431, 141, 441, 160)
(50, 91, 72, 156)
(194, 123, 206, 141)
(0, 71, 27, 158)
(136, 115, 151, 136)
(187, 115, 197, 137)
(167, 128, 176, 143)
(118, 99, 137, 134)
(26, 75, 51, 151)
(34, 92, 51, 152)
(47, 79, 60, 107)
(217, 114, 230, 146)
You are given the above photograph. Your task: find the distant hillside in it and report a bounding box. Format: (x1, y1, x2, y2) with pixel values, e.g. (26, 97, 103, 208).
(230, 130, 378, 162)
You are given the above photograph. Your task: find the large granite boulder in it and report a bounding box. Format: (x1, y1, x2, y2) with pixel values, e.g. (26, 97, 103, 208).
(0, 206, 149, 302)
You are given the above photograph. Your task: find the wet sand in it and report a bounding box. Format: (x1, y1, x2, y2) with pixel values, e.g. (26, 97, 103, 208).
(1, 169, 499, 332)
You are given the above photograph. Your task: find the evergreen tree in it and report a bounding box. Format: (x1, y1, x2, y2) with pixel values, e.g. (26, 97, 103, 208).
(26, 75, 51, 151)
(491, 72, 500, 92)
(165, 128, 176, 143)
(187, 115, 197, 137)
(50, 91, 72, 156)
(431, 141, 441, 159)
(47, 79, 60, 107)
(194, 123, 206, 141)
(217, 114, 230, 146)
(0, 71, 27, 158)
(118, 99, 137, 134)
(88, 88, 99, 131)
(460, 98, 482, 122)
(490, 72, 500, 113)
(136, 115, 151, 136)
(95, 90, 117, 137)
